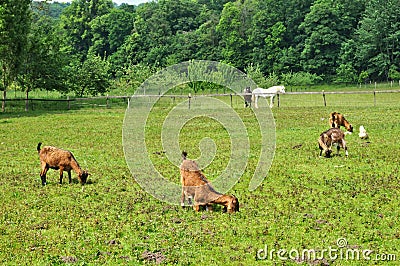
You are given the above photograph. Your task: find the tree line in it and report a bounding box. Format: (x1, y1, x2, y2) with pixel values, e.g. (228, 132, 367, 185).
(1, 0, 399, 111)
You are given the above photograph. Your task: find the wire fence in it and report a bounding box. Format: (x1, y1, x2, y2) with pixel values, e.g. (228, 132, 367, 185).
(2, 89, 400, 112)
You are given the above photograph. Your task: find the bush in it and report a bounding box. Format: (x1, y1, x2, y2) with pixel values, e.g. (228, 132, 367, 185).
(281, 71, 322, 86)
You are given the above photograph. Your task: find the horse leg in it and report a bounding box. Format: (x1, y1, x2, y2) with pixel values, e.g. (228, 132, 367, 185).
(270, 96, 274, 108)
(254, 96, 258, 108)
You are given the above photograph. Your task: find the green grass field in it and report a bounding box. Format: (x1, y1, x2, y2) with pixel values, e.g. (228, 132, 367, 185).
(1, 92, 399, 265)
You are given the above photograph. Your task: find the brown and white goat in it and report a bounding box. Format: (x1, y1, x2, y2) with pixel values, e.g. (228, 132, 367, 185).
(329, 112, 353, 132)
(318, 128, 348, 158)
(180, 152, 239, 213)
(37, 142, 89, 186)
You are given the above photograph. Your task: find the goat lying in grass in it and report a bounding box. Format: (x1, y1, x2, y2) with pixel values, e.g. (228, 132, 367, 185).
(318, 128, 348, 158)
(329, 112, 353, 132)
(180, 152, 239, 213)
(37, 142, 89, 186)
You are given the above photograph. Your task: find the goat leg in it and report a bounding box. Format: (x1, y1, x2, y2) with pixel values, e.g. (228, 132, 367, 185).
(40, 174, 47, 186)
(68, 171, 72, 184)
(40, 165, 48, 186)
(343, 139, 348, 156)
(180, 189, 185, 208)
(59, 169, 64, 184)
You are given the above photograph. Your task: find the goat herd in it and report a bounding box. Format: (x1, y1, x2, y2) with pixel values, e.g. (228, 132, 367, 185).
(36, 101, 368, 214)
(36, 142, 239, 213)
(318, 111, 368, 157)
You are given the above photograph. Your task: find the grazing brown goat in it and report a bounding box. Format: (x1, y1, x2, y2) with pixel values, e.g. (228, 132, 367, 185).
(180, 152, 239, 213)
(37, 142, 89, 186)
(318, 128, 348, 158)
(329, 112, 353, 132)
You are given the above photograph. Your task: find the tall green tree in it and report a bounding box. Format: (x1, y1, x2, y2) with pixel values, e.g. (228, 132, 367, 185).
(19, 13, 69, 110)
(216, 1, 250, 69)
(335, 40, 358, 84)
(300, 0, 364, 80)
(119, 0, 204, 67)
(192, 7, 221, 61)
(120, 1, 171, 66)
(89, 7, 135, 59)
(278, 0, 313, 72)
(353, 0, 400, 80)
(65, 53, 111, 97)
(0, 0, 31, 112)
(59, 0, 114, 62)
(248, 0, 286, 73)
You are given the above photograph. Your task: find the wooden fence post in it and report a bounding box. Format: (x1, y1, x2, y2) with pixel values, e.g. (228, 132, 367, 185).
(25, 91, 29, 112)
(67, 96, 71, 110)
(322, 90, 327, 107)
(277, 93, 280, 107)
(230, 94, 233, 107)
(373, 91, 376, 106)
(188, 93, 191, 109)
(106, 94, 110, 108)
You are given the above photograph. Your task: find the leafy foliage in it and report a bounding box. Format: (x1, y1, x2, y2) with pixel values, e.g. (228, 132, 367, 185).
(58, 0, 114, 61)
(352, 0, 400, 81)
(2, 0, 400, 100)
(66, 54, 111, 97)
(281, 71, 322, 86)
(0, 0, 31, 111)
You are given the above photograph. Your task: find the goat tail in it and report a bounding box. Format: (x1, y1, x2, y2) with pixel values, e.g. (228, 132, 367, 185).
(37, 142, 42, 153)
(251, 93, 255, 102)
(182, 151, 188, 160)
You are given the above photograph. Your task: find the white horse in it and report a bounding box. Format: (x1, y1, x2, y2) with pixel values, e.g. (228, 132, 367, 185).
(252, 85, 285, 108)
